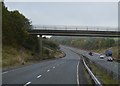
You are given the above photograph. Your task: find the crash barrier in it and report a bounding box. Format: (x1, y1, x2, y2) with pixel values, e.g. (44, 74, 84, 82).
(69, 48, 119, 84)
(82, 55, 120, 84)
(82, 57, 102, 86)
(69, 49, 102, 85)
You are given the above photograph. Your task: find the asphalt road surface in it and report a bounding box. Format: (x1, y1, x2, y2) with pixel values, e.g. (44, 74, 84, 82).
(67, 46, 120, 81)
(2, 46, 89, 85)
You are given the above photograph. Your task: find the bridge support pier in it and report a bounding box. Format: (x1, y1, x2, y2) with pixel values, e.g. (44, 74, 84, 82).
(40, 35, 42, 59)
(37, 35, 42, 59)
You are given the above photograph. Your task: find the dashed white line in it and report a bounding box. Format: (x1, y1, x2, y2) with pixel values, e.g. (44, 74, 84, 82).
(24, 81, 31, 86)
(37, 75, 42, 78)
(47, 70, 50, 72)
(2, 71, 8, 74)
(77, 58, 80, 86)
(53, 66, 55, 69)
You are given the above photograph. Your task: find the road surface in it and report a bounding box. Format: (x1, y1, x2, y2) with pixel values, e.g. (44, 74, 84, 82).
(2, 46, 89, 85)
(67, 46, 120, 81)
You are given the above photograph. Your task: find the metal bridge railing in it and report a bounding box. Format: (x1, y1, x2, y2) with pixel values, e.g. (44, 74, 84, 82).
(33, 25, 118, 32)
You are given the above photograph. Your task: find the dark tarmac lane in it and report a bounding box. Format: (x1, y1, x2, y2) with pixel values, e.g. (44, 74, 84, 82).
(2, 46, 88, 85)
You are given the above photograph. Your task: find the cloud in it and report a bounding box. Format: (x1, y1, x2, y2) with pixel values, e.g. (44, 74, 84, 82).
(5, 2, 118, 27)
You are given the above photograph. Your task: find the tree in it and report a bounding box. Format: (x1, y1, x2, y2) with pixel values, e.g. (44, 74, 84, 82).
(2, 2, 40, 54)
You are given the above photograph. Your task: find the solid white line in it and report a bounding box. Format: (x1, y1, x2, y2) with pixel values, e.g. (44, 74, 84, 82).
(53, 66, 55, 69)
(37, 75, 42, 78)
(2, 67, 23, 75)
(47, 70, 50, 72)
(24, 81, 31, 86)
(77, 58, 80, 86)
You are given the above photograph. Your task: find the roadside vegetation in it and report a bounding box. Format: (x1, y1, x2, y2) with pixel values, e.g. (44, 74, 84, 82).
(95, 46, 119, 60)
(53, 37, 119, 59)
(83, 57, 118, 84)
(0, 26, 1, 68)
(2, 3, 63, 68)
(89, 62, 118, 84)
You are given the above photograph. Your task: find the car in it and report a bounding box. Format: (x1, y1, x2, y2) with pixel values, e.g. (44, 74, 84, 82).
(89, 52, 93, 56)
(107, 56, 113, 62)
(100, 54, 105, 59)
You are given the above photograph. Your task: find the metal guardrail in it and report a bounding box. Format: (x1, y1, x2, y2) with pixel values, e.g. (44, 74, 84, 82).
(68, 48, 102, 85)
(33, 25, 118, 31)
(83, 58, 102, 86)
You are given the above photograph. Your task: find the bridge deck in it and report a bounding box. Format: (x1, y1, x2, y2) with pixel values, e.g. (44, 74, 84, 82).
(28, 29, 120, 37)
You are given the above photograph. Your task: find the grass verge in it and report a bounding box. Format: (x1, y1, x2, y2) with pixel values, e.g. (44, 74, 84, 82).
(2, 46, 64, 69)
(89, 62, 118, 84)
(2, 46, 32, 68)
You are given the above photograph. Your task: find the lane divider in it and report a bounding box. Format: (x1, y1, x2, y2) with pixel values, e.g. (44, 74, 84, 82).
(53, 66, 55, 69)
(83, 59, 102, 86)
(37, 75, 42, 78)
(47, 70, 50, 72)
(24, 81, 31, 86)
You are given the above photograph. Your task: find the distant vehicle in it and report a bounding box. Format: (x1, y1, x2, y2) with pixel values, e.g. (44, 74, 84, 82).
(89, 52, 93, 56)
(105, 50, 112, 57)
(100, 54, 105, 59)
(105, 50, 113, 61)
(107, 56, 113, 61)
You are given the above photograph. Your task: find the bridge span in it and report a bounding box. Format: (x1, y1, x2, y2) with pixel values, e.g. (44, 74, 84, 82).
(28, 25, 120, 37)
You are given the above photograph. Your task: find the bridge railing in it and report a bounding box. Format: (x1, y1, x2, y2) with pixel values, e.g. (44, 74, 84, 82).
(33, 25, 118, 31)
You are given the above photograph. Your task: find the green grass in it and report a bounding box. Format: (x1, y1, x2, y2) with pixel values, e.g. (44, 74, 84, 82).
(89, 63, 118, 84)
(95, 46, 120, 59)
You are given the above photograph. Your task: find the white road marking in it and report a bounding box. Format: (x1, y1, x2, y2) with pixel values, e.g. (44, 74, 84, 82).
(77, 58, 80, 86)
(53, 66, 55, 69)
(47, 70, 50, 72)
(24, 81, 31, 86)
(2, 67, 23, 75)
(2, 71, 8, 74)
(37, 75, 42, 78)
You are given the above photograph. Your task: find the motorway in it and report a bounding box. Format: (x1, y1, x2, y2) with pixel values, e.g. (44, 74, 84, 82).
(2, 46, 89, 85)
(68, 46, 120, 81)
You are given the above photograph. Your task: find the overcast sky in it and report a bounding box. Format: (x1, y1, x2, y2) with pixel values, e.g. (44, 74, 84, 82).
(5, 2, 118, 27)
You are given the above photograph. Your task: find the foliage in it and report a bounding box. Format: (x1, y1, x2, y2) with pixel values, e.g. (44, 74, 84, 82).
(2, 3, 39, 53)
(58, 37, 116, 50)
(42, 39, 59, 50)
